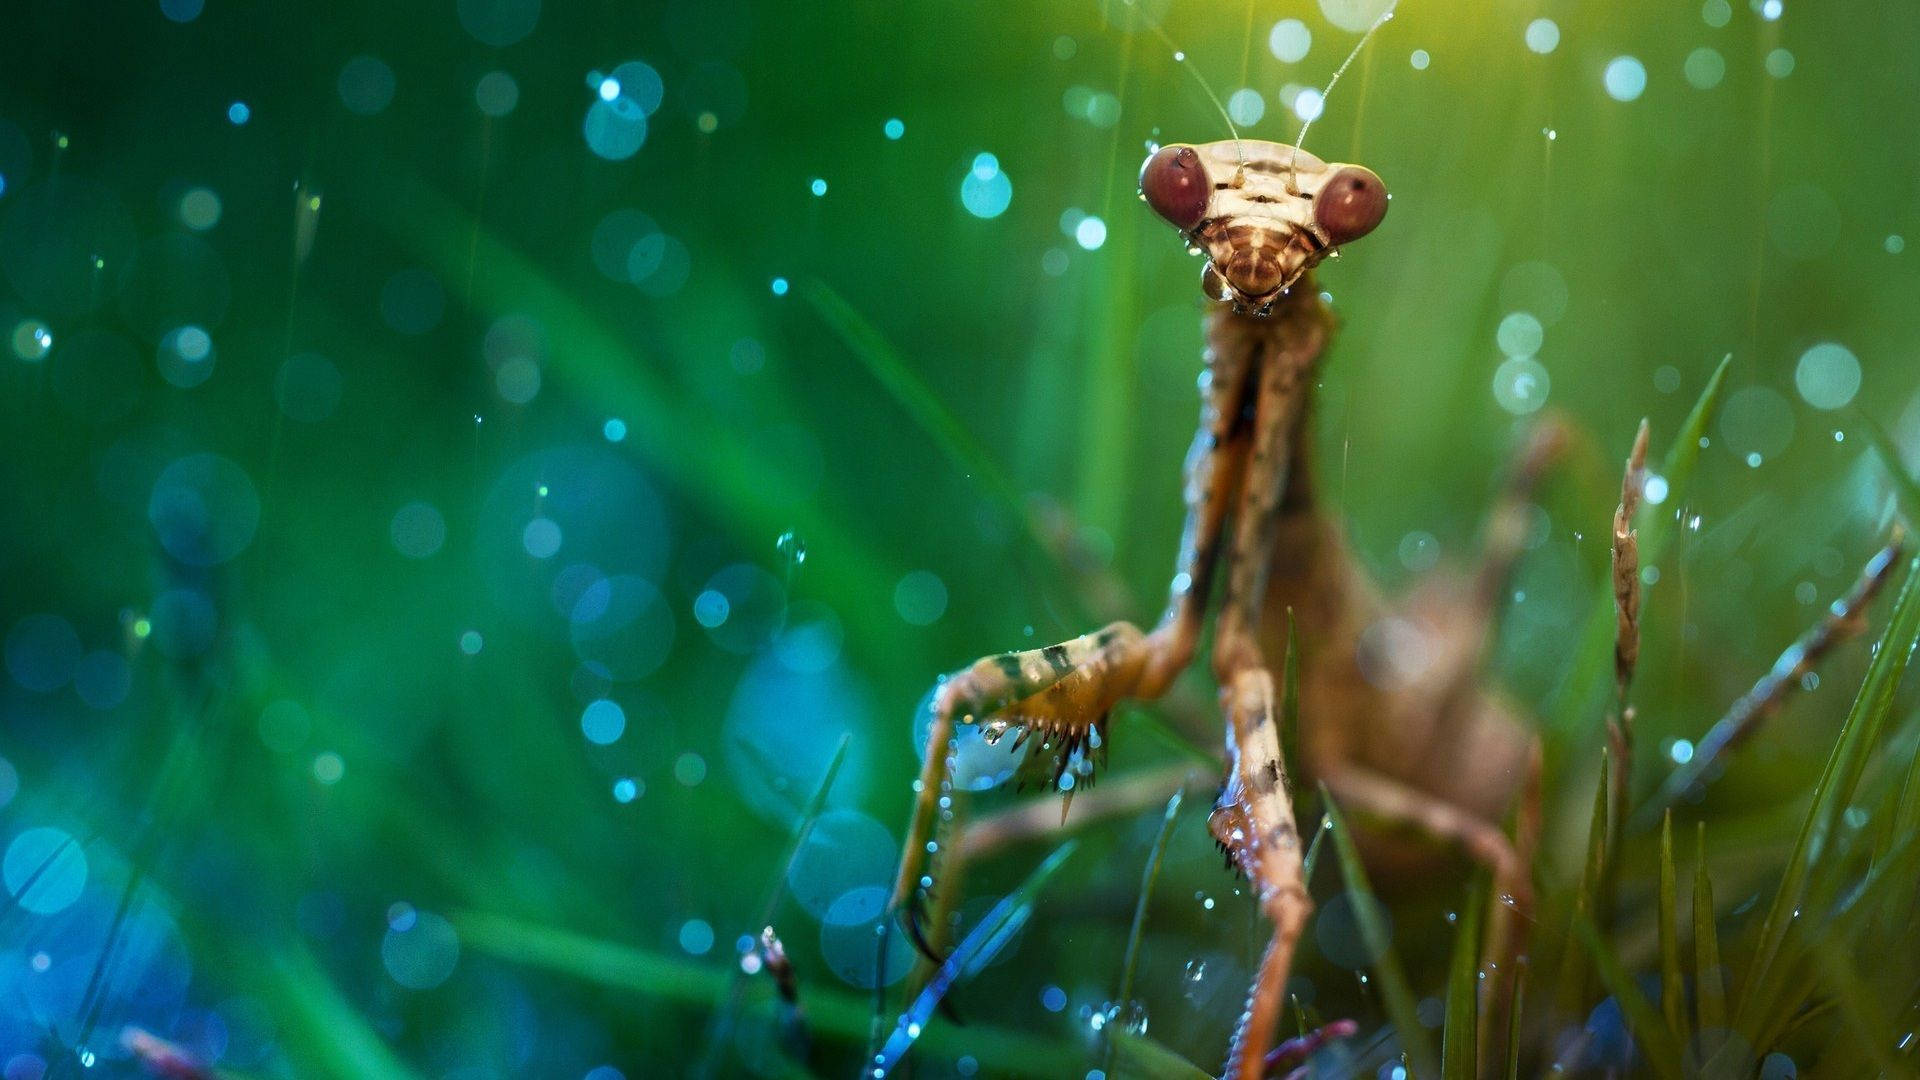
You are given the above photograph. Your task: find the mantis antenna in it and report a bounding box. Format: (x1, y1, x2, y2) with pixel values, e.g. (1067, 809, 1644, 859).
(1148, 24, 1246, 166)
(1291, 2, 1397, 186)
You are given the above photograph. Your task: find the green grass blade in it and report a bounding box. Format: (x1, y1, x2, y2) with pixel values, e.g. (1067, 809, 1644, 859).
(1555, 751, 1611, 1018)
(1812, 948, 1911, 1078)
(875, 842, 1080, 1075)
(1504, 972, 1526, 1080)
(1302, 811, 1329, 886)
(1107, 1030, 1217, 1080)
(1441, 882, 1483, 1079)
(1862, 413, 1920, 528)
(1693, 823, 1726, 1033)
(1638, 354, 1731, 563)
(266, 945, 425, 1080)
(1657, 811, 1689, 1049)
(456, 910, 1082, 1077)
(1735, 553, 1920, 1031)
(697, 733, 852, 1078)
(1113, 789, 1185, 1058)
(1571, 911, 1685, 1080)
(798, 278, 1025, 515)
(1548, 358, 1730, 743)
(1321, 788, 1439, 1078)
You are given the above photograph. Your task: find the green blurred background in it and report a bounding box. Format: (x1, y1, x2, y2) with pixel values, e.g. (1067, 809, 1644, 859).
(0, 0, 1916, 1075)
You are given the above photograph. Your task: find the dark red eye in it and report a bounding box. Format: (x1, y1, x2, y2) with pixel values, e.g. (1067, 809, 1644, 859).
(1139, 145, 1209, 230)
(1314, 166, 1388, 245)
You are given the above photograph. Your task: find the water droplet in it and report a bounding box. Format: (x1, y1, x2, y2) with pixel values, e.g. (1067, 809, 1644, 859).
(776, 530, 808, 565)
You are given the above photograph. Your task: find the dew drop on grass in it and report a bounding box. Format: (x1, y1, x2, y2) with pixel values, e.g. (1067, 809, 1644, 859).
(776, 530, 807, 566)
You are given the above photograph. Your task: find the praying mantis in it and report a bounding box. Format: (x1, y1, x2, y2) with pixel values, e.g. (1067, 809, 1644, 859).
(886, 136, 1551, 1077)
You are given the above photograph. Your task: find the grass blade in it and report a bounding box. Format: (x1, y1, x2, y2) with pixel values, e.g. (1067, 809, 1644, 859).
(1734, 552, 1920, 1031)
(1657, 812, 1688, 1050)
(1547, 358, 1729, 747)
(798, 278, 1024, 515)
(1321, 789, 1438, 1079)
(456, 910, 1082, 1077)
(1115, 791, 1185, 1034)
(1504, 972, 1526, 1080)
(1555, 751, 1612, 1018)
(697, 732, 852, 1078)
(1441, 883, 1483, 1079)
(1863, 413, 1920, 528)
(1692, 823, 1726, 1033)
(1638, 354, 1731, 563)
(874, 842, 1079, 1075)
(1571, 911, 1685, 1080)
(1107, 1030, 1216, 1080)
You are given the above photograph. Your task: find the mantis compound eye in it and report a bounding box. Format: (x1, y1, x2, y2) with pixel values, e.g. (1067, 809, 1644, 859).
(1140, 145, 1209, 230)
(1314, 165, 1388, 246)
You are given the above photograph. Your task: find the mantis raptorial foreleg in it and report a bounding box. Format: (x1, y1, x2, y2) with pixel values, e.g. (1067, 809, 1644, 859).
(887, 318, 1259, 945)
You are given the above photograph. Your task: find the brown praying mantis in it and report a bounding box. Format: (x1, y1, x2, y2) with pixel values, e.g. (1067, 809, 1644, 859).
(885, 134, 1554, 1078)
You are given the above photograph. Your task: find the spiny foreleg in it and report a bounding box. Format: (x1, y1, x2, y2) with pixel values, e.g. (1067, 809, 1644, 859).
(887, 323, 1259, 954)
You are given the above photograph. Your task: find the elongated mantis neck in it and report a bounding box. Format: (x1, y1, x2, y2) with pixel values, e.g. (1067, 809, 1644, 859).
(1203, 277, 1332, 511)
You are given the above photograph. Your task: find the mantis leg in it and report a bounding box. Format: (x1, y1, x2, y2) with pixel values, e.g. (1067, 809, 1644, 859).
(1212, 665, 1313, 1080)
(1321, 757, 1539, 1077)
(887, 328, 1258, 952)
(1209, 297, 1323, 1080)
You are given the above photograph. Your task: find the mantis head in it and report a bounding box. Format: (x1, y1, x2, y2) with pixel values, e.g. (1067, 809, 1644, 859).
(1140, 139, 1388, 314)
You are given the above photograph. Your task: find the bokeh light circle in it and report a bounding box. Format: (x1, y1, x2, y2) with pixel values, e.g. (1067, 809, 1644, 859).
(1684, 47, 1726, 90)
(390, 501, 447, 558)
(1492, 357, 1551, 415)
(1718, 385, 1796, 462)
(1604, 56, 1647, 102)
(0, 178, 136, 318)
(724, 652, 877, 824)
(699, 563, 785, 653)
(156, 324, 216, 388)
(1496, 312, 1544, 358)
(338, 55, 396, 115)
(1317, 0, 1393, 32)
(1268, 19, 1311, 62)
(478, 446, 670, 626)
(570, 575, 674, 680)
(590, 209, 660, 284)
(5, 614, 81, 692)
(382, 911, 461, 990)
(73, 650, 131, 709)
(583, 98, 647, 161)
(820, 886, 913, 988)
(960, 153, 1012, 219)
(893, 571, 948, 626)
(581, 699, 626, 745)
(178, 187, 222, 231)
(787, 810, 896, 924)
(607, 61, 665, 116)
(475, 71, 520, 117)
(148, 453, 261, 566)
(1794, 343, 1860, 410)
(2, 827, 87, 915)
(459, 0, 541, 47)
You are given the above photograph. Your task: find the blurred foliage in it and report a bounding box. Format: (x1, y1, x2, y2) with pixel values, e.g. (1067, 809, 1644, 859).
(1, 0, 1919, 1077)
